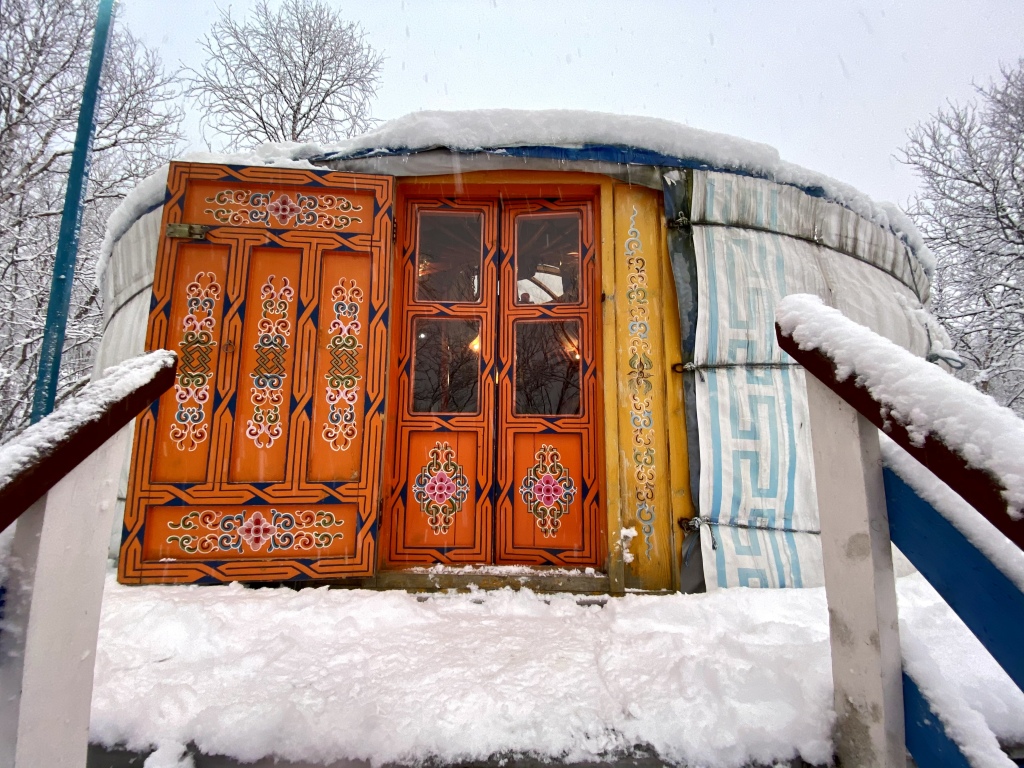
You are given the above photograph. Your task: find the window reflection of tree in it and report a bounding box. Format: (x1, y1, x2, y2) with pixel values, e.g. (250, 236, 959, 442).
(515, 321, 581, 415)
(515, 214, 580, 305)
(416, 212, 482, 303)
(412, 319, 480, 413)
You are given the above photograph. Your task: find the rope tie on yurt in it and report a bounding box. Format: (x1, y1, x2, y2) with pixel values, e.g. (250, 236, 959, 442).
(923, 326, 966, 370)
(679, 516, 821, 563)
(678, 361, 796, 382)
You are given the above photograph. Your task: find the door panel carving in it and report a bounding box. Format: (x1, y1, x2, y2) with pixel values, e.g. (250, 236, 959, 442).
(229, 247, 302, 481)
(307, 251, 372, 482)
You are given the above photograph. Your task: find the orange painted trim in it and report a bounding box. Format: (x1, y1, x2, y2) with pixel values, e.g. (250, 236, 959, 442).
(394, 170, 605, 200)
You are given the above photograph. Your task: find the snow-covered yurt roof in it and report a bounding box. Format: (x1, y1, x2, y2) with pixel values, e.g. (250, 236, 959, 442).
(98, 109, 932, 286)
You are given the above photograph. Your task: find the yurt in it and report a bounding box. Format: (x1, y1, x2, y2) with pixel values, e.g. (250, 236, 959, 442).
(95, 110, 937, 595)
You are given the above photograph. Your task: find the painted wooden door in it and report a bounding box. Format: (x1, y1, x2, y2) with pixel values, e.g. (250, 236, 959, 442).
(495, 200, 604, 565)
(384, 193, 603, 568)
(119, 162, 393, 584)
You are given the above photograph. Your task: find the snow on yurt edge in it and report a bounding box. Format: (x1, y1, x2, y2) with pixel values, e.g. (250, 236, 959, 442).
(96, 109, 933, 289)
(312, 110, 932, 271)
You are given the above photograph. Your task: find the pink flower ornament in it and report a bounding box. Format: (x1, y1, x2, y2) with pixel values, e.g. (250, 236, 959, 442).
(424, 470, 457, 505)
(266, 194, 301, 225)
(239, 510, 277, 551)
(535, 473, 565, 507)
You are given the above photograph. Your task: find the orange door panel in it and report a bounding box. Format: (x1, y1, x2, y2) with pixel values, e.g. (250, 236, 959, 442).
(150, 243, 230, 483)
(307, 251, 373, 482)
(228, 246, 303, 482)
(120, 162, 393, 584)
(496, 200, 604, 567)
(383, 199, 497, 565)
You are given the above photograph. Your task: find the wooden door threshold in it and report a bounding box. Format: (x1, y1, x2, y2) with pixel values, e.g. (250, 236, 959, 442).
(359, 567, 611, 595)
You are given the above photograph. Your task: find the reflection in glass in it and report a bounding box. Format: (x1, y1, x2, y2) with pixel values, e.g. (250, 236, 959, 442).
(416, 211, 482, 302)
(412, 319, 480, 413)
(515, 321, 581, 415)
(515, 214, 581, 305)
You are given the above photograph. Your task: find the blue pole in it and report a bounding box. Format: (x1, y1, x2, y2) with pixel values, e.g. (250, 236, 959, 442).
(30, 0, 117, 423)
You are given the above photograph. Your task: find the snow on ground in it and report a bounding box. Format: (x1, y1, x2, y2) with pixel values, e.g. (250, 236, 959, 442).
(776, 293, 1024, 520)
(90, 574, 1022, 768)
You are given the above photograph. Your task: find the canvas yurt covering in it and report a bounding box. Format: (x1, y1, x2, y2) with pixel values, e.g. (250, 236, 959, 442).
(96, 110, 938, 593)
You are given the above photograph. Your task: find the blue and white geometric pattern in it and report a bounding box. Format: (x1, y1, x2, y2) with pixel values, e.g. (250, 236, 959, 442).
(693, 175, 824, 589)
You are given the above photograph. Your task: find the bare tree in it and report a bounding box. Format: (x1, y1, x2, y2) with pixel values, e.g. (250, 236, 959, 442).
(185, 0, 384, 149)
(900, 60, 1024, 414)
(0, 0, 184, 440)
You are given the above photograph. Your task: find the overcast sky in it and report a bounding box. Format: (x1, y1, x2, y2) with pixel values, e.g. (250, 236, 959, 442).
(121, 0, 1024, 207)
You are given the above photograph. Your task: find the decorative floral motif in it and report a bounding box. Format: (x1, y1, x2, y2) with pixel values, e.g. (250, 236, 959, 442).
(238, 510, 276, 550)
(246, 275, 294, 448)
(322, 278, 363, 451)
(519, 444, 577, 538)
(424, 470, 458, 505)
(265, 194, 301, 224)
(625, 206, 656, 558)
(171, 272, 222, 451)
(203, 189, 362, 229)
(411, 441, 470, 535)
(167, 508, 345, 555)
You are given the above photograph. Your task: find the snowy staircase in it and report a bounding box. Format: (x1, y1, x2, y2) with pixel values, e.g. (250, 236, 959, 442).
(777, 294, 1024, 768)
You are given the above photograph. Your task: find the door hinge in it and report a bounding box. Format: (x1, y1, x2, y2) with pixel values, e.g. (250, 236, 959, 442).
(166, 223, 212, 240)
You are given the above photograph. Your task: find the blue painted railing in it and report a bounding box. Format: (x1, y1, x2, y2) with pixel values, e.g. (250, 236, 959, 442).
(885, 469, 1024, 766)
(885, 469, 1024, 693)
(776, 322, 1024, 767)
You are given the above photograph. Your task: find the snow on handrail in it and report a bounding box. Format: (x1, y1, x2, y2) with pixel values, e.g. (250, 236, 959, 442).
(0, 350, 176, 532)
(778, 295, 1024, 768)
(775, 294, 1024, 550)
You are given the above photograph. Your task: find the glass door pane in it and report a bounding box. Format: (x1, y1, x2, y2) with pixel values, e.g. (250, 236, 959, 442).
(416, 211, 482, 302)
(412, 318, 481, 414)
(514, 213, 581, 305)
(514, 320, 581, 415)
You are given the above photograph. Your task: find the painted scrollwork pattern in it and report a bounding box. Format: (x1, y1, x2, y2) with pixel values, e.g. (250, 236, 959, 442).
(203, 189, 363, 229)
(322, 277, 364, 451)
(171, 272, 222, 451)
(625, 206, 657, 558)
(411, 441, 470, 535)
(166, 508, 345, 555)
(246, 275, 294, 448)
(519, 444, 578, 538)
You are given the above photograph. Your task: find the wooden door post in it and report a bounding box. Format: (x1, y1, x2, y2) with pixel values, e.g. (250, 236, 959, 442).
(805, 374, 905, 767)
